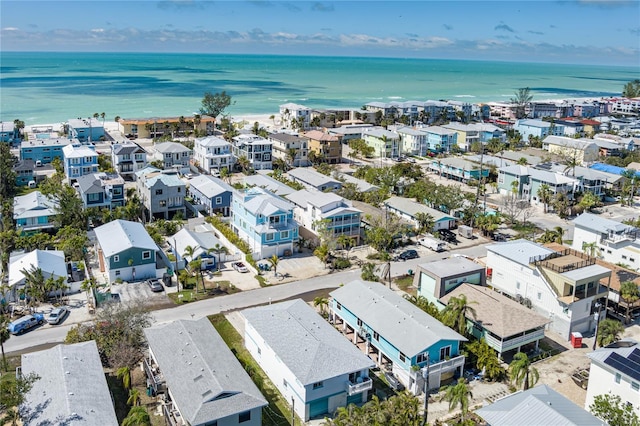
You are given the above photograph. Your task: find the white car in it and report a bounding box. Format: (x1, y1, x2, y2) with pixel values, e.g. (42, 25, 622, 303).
(47, 307, 69, 325)
(232, 262, 249, 273)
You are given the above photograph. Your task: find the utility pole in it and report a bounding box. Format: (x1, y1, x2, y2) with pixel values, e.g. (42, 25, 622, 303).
(422, 353, 430, 426)
(291, 396, 295, 426)
(174, 237, 180, 292)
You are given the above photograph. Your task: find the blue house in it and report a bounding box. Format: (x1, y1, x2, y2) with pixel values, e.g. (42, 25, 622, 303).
(513, 119, 565, 141)
(232, 187, 299, 259)
(13, 159, 35, 186)
(187, 175, 233, 216)
(67, 118, 105, 143)
(76, 172, 125, 210)
(62, 144, 98, 182)
(21, 137, 72, 164)
(423, 126, 458, 153)
(427, 157, 490, 183)
(330, 280, 466, 394)
(0, 122, 21, 144)
(13, 191, 58, 233)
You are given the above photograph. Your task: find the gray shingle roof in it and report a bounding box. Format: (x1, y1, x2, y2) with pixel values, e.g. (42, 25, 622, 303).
(476, 385, 605, 426)
(94, 219, 157, 257)
(188, 175, 233, 199)
(154, 142, 192, 153)
(244, 173, 296, 196)
(486, 239, 555, 267)
(418, 257, 484, 279)
(287, 168, 341, 189)
(241, 299, 374, 385)
(144, 319, 267, 425)
(573, 212, 635, 235)
(384, 196, 456, 223)
(21, 341, 118, 426)
(330, 280, 466, 357)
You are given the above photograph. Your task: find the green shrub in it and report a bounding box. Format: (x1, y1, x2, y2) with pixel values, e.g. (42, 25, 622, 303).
(333, 257, 351, 270)
(255, 275, 268, 287)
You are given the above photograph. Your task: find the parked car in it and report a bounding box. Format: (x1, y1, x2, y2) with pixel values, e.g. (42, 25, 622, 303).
(232, 262, 249, 273)
(384, 371, 405, 391)
(397, 249, 419, 261)
(110, 293, 121, 303)
(146, 279, 164, 292)
(8, 313, 45, 335)
(47, 307, 69, 325)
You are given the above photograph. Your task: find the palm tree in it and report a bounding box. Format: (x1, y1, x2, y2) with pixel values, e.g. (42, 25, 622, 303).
(286, 148, 299, 169)
(236, 155, 250, 174)
(596, 318, 624, 347)
(582, 241, 601, 258)
(207, 244, 229, 271)
(127, 388, 141, 406)
(414, 212, 435, 234)
(267, 254, 279, 277)
(117, 366, 131, 390)
(509, 352, 539, 390)
(442, 295, 477, 336)
(219, 167, 231, 184)
(122, 406, 151, 426)
(313, 296, 329, 317)
(537, 184, 552, 213)
(444, 378, 473, 423)
(403, 294, 440, 319)
(20, 266, 47, 306)
(0, 315, 11, 371)
(620, 281, 640, 324)
(336, 234, 354, 255)
(511, 87, 533, 119)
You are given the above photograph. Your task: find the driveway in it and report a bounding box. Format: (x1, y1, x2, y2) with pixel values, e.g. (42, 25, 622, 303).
(110, 280, 174, 309)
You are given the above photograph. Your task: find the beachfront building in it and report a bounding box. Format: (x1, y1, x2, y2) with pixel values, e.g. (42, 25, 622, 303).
(427, 157, 490, 183)
(67, 117, 104, 143)
(330, 280, 467, 394)
(362, 127, 400, 159)
(136, 167, 186, 220)
(486, 239, 612, 340)
(383, 196, 457, 231)
(187, 174, 233, 216)
(76, 172, 125, 211)
(111, 142, 148, 181)
(303, 130, 342, 164)
(535, 163, 620, 199)
(231, 134, 272, 171)
(287, 167, 342, 192)
(144, 318, 267, 426)
(13, 191, 58, 233)
(193, 136, 234, 174)
(0, 121, 20, 144)
(62, 143, 99, 182)
(422, 126, 458, 153)
(487, 102, 517, 120)
(118, 115, 216, 139)
(242, 299, 375, 421)
(232, 187, 299, 259)
(94, 219, 159, 283)
(286, 189, 362, 245)
(497, 164, 578, 203)
(513, 119, 565, 141)
(20, 137, 72, 165)
(571, 213, 640, 272)
(267, 132, 309, 167)
(585, 340, 640, 416)
(21, 341, 118, 426)
(280, 103, 311, 130)
(151, 142, 192, 170)
(542, 136, 600, 165)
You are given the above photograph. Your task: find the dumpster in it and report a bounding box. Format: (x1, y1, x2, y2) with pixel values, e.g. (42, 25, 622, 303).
(570, 332, 583, 348)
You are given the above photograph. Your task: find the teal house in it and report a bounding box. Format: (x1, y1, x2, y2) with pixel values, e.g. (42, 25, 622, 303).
(330, 280, 466, 395)
(94, 219, 159, 283)
(13, 191, 58, 234)
(497, 164, 577, 204)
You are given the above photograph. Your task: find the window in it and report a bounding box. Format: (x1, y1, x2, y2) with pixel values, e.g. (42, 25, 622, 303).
(439, 346, 451, 360)
(178, 187, 182, 193)
(87, 193, 101, 202)
(417, 352, 429, 363)
(270, 215, 281, 224)
(142, 251, 151, 260)
(113, 255, 120, 263)
(115, 270, 120, 276)
(633, 382, 640, 392)
(399, 352, 406, 362)
(615, 373, 621, 384)
(283, 378, 288, 388)
(266, 233, 275, 242)
(622, 255, 628, 260)
(373, 331, 379, 341)
(239, 411, 251, 423)
(215, 196, 222, 205)
(336, 302, 342, 310)
(159, 200, 167, 207)
(156, 189, 163, 195)
(313, 381, 324, 389)
(516, 282, 520, 289)
(281, 230, 289, 239)
(357, 318, 362, 326)
(537, 292, 542, 300)
(257, 347, 261, 356)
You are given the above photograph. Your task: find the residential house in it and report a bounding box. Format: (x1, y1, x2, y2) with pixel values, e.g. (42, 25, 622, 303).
(421, 125, 458, 153)
(362, 127, 400, 159)
(187, 174, 233, 216)
(427, 157, 490, 183)
(286, 189, 361, 245)
(20, 341, 118, 426)
(513, 119, 565, 140)
(136, 167, 186, 220)
(67, 118, 104, 143)
(543, 136, 599, 165)
(242, 299, 375, 421)
(327, 124, 374, 143)
(144, 318, 267, 426)
(497, 164, 578, 203)
(585, 340, 640, 416)
(287, 167, 342, 192)
(582, 119, 602, 135)
(244, 172, 296, 196)
(383, 196, 457, 231)
(62, 143, 99, 182)
(152, 142, 192, 170)
(20, 137, 71, 164)
(13, 191, 58, 233)
(12, 159, 35, 186)
(393, 125, 428, 156)
(94, 219, 159, 283)
(118, 115, 216, 139)
(267, 132, 309, 167)
(330, 280, 467, 394)
(111, 142, 148, 180)
(555, 117, 586, 137)
(571, 213, 640, 272)
(231, 134, 273, 171)
(335, 172, 380, 194)
(594, 139, 626, 157)
(535, 163, 620, 199)
(442, 123, 506, 152)
(280, 103, 311, 130)
(416, 257, 487, 305)
(76, 172, 125, 210)
(9, 249, 67, 294)
(303, 130, 341, 164)
(170, 227, 226, 271)
(193, 136, 235, 174)
(0, 121, 20, 143)
(232, 187, 299, 259)
(477, 385, 605, 426)
(486, 239, 612, 340)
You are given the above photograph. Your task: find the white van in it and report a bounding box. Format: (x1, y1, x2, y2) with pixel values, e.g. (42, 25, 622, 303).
(418, 236, 447, 252)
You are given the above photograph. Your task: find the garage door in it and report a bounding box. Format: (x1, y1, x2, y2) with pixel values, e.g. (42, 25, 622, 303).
(308, 397, 329, 418)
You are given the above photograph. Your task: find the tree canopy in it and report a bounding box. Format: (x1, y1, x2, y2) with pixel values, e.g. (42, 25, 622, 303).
(200, 91, 233, 119)
(622, 79, 640, 98)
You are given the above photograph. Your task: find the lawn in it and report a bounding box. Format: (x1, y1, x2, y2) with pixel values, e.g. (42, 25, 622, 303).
(394, 274, 416, 294)
(209, 314, 302, 426)
(168, 280, 240, 304)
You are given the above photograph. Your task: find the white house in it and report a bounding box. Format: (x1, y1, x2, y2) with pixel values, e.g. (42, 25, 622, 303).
(111, 142, 147, 180)
(543, 136, 600, 165)
(241, 299, 375, 421)
(279, 103, 311, 130)
(193, 136, 234, 173)
(267, 132, 309, 167)
(286, 167, 342, 192)
(572, 213, 640, 272)
(383, 196, 457, 231)
(8, 249, 70, 299)
(231, 134, 272, 171)
(486, 240, 612, 340)
(585, 339, 640, 417)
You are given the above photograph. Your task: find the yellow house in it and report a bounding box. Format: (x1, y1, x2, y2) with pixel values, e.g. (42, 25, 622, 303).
(118, 115, 216, 139)
(303, 130, 342, 164)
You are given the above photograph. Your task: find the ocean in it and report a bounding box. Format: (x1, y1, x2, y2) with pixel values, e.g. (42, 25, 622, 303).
(1, 51, 638, 125)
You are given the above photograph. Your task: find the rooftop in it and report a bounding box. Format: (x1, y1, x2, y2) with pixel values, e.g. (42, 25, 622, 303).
(287, 167, 341, 188)
(244, 172, 296, 196)
(154, 141, 192, 153)
(384, 196, 456, 222)
(94, 219, 157, 257)
(188, 175, 233, 199)
(486, 239, 555, 267)
(13, 191, 58, 220)
(419, 257, 484, 278)
(239, 187, 294, 216)
(9, 249, 66, 287)
(62, 144, 98, 158)
(21, 137, 73, 148)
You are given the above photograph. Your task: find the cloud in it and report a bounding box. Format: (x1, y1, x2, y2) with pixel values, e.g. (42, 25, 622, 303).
(157, 0, 210, 10)
(443, 24, 453, 31)
(311, 2, 334, 12)
(495, 23, 515, 33)
(528, 30, 544, 35)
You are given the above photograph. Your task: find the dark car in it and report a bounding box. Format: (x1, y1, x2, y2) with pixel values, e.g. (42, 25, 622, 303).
(397, 249, 419, 261)
(439, 229, 458, 244)
(384, 371, 405, 391)
(146, 279, 164, 292)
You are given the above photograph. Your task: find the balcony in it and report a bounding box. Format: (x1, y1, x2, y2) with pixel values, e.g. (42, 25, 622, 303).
(162, 401, 185, 426)
(484, 328, 545, 353)
(143, 357, 166, 394)
(346, 376, 373, 395)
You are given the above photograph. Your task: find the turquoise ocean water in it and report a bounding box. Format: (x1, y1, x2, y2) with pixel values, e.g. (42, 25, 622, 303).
(1, 51, 638, 124)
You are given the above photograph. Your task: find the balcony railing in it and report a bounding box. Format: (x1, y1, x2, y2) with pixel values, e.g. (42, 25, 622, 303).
(346, 377, 373, 395)
(143, 357, 166, 394)
(485, 328, 545, 353)
(162, 402, 184, 426)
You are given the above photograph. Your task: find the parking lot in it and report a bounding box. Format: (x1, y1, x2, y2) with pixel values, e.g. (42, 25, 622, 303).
(109, 280, 175, 309)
